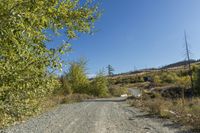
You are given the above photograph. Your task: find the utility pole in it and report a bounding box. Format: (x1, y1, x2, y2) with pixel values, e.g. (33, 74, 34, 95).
(184, 31, 194, 98)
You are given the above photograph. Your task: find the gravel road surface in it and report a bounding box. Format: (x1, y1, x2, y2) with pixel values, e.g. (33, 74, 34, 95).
(1, 98, 186, 133)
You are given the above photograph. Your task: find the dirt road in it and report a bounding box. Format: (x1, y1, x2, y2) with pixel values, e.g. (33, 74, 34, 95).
(1, 98, 186, 133)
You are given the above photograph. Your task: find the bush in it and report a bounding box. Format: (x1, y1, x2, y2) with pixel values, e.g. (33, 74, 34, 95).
(60, 94, 94, 104)
(160, 72, 178, 83)
(109, 86, 128, 97)
(0, 75, 60, 128)
(67, 61, 90, 94)
(0, 0, 100, 128)
(57, 63, 111, 98)
(194, 68, 200, 96)
(57, 75, 72, 95)
(90, 72, 109, 97)
(152, 75, 161, 85)
(130, 97, 200, 130)
(145, 98, 173, 118)
(176, 76, 191, 88)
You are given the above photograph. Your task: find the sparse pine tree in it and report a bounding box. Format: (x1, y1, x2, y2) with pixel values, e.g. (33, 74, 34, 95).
(107, 65, 114, 76)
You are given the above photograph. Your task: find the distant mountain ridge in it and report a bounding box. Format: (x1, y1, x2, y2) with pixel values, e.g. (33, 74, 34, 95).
(110, 59, 200, 78)
(161, 59, 199, 69)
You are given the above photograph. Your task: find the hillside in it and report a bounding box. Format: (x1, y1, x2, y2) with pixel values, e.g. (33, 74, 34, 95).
(162, 59, 199, 69)
(109, 59, 200, 79)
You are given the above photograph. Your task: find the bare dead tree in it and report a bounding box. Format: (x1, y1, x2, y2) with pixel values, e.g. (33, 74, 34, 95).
(184, 31, 194, 98)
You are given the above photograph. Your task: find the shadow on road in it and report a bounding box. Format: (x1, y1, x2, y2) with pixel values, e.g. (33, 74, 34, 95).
(83, 98, 127, 102)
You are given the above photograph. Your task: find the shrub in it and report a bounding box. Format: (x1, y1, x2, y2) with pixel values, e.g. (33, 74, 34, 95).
(152, 75, 161, 85)
(67, 61, 90, 94)
(0, 75, 60, 127)
(194, 68, 200, 96)
(145, 98, 173, 118)
(160, 72, 178, 83)
(188, 105, 200, 129)
(57, 75, 72, 95)
(136, 76, 144, 82)
(90, 72, 109, 97)
(109, 86, 128, 97)
(60, 94, 94, 104)
(176, 76, 191, 88)
(0, 0, 100, 128)
(130, 97, 200, 130)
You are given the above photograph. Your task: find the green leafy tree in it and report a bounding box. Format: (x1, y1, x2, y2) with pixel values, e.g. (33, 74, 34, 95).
(0, 0, 100, 127)
(67, 60, 90, 94)
(90, 71, 109, 97)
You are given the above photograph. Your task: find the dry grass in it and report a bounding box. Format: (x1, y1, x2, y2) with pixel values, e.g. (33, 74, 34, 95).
(129, 97, 200, 130)
(109, 86, 128, 97)
(42, 94, 95, 108)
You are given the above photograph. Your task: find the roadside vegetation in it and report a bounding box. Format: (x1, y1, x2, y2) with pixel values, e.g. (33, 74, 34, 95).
(0, 0, 102, 128)
(1, 0, 200, 131)
(109, 86, 128, 97)
(129, 96, 200, 130)
(55, 60, 110, 101)
(109, 63, 200, 131)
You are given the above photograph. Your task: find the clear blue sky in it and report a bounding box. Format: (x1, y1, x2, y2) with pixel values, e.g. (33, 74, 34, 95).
(48, 0, 200, 75)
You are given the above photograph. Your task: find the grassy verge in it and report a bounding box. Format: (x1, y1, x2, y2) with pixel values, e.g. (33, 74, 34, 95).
(109, 85, 128, 97)
(128, 96, 200, 131)
(41, 94, 93, 110)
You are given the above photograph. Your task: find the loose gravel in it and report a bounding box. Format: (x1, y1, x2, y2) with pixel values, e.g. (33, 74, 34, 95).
(1, 98, 187, 133)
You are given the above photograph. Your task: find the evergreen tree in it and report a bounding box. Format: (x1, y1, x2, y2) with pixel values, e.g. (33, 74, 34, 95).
(107, 65, 114, 76)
